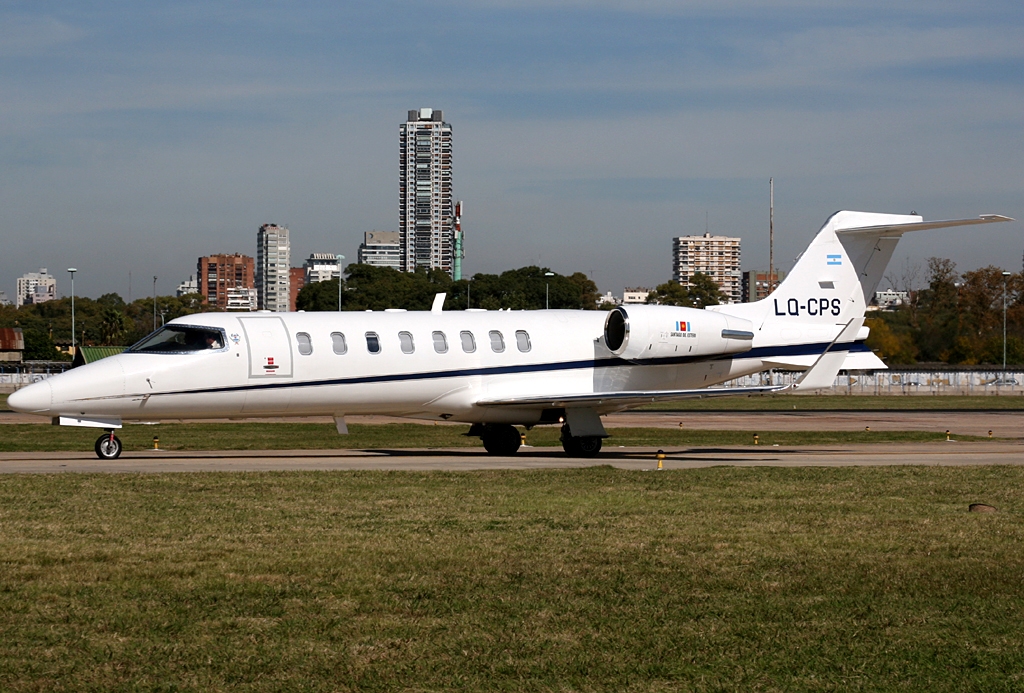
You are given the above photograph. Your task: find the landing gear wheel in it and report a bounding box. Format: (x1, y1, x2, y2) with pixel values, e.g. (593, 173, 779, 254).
(560, 426, 603, 458)
(481, 424, 522, 456)
(95, 432, 122, 460)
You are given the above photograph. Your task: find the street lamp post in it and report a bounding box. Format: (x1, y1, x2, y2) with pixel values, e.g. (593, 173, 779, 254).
(545, 272, 555, 309)
(336, 255, 345, 311)
(67, 268, 77, 351)
(152, 276, 158, 332)
(1003, 271, 1012, 383)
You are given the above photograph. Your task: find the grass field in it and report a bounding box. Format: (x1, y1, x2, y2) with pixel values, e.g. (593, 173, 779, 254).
(0, 467, 1022, 691)
(0, 422, 1001, 453)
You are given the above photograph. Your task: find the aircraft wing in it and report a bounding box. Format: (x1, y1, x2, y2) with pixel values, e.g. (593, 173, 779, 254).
(836, 214, 1012, 236)
(475, 384, 786, 409)
(480, 319, 866, 409)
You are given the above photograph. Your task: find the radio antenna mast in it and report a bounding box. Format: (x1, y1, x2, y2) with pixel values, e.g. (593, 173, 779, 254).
(769, 178, 774, 292)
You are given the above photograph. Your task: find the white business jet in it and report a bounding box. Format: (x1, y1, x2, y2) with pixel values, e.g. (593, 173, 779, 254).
(9, 211, 1012, 459)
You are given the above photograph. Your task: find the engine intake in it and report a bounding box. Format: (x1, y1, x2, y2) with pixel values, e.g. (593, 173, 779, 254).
(603, 305, 755, 360)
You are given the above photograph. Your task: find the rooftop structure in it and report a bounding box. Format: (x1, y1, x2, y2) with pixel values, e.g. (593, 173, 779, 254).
(304, 253, 343, 284)
(176, 275, 198, 297)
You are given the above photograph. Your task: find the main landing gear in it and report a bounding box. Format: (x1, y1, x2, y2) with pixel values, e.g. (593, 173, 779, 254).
(479, 424, 522, 456)
(470, 423, 604, 458)
(560, 424, 602, 458)
(95, 430, 122, 460)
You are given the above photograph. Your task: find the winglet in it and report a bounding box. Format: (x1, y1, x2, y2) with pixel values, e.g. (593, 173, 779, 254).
(431, 293, 446, 314)
(790, 318, 864, 392)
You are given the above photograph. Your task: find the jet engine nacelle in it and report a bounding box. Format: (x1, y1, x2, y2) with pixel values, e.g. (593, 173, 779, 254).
(603, 304, 755, 360)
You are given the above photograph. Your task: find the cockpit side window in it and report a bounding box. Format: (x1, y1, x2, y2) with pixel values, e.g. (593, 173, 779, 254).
(129, 326, 225, 353)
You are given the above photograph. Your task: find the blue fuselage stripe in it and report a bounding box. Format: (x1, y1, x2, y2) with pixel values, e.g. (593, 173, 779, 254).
(140, 340, 871, 398)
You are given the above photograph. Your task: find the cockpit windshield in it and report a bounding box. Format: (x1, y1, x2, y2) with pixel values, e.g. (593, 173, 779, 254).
(129, 325, 225, 353)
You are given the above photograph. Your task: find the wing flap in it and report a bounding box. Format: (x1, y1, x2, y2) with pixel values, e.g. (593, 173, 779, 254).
(476, 384, 786, 409)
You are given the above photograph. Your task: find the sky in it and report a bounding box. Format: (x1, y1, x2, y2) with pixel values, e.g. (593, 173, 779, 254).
(2, 1, 1022, 301)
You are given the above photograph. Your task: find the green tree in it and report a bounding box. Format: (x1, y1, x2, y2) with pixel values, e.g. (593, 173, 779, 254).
(297, 278, 343, 312)
(646, 282, 691, 306)
(687, 273, 727, 307)
(914, 258, 961, 362)
(99, 307, 131, 346)
(646, 273, 726, 308)
(864, 316, 918, 365)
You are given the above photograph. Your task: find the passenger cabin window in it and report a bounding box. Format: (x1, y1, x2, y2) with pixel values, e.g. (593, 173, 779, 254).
(296, 332, 313, 355)
(515, 330, 531, 352)
(460, 331, 476, 353)
(432, 331, 448, 353)
(331, 332, 347, 355)
(129, 325, 224, 353)
(489, 330, 505, 353)
(365, 332, 381, 354)
(399, 331, 415, 354)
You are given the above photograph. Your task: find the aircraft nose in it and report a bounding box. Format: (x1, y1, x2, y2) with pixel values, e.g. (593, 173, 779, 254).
(7, 380, 53, 414)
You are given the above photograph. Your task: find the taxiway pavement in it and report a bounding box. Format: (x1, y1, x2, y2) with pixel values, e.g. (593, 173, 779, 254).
(0, 441, 1021, 473)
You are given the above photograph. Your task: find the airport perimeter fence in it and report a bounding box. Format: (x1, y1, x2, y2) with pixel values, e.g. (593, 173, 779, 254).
(0, 362, 73, 391)
(723, 369, 1024, 396)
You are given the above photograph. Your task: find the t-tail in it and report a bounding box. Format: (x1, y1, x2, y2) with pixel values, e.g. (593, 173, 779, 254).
(711, 211, 1013, 365)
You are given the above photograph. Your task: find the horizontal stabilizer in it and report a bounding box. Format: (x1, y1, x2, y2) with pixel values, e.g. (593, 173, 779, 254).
(837, 214, 1012, 236)
(764, 349, 887, 372)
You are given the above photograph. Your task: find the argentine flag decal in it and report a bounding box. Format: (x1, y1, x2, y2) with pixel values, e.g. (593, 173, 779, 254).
(826, 254, 842, 266)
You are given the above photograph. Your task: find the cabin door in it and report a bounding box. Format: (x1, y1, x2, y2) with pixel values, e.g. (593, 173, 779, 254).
(237, 316, 294, 379)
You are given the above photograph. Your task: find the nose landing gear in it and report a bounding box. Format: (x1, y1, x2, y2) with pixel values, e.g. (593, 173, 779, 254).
(95, 430, 122, 460)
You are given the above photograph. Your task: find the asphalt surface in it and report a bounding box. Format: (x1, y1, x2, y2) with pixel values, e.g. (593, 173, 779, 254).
(2, 408, 1022, 473)
(3, 409, 1023, 436)
(1, 441, 1022, 473)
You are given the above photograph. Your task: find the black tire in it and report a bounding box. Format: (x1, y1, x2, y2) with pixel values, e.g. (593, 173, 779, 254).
(95, 433, 122, 460)
(481, 424, 522, 456)
(560, 426, 603, 458)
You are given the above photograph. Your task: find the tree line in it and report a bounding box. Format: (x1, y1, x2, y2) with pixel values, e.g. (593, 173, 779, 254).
(7, 258, 1009, 366)
(0, 265, 603, 360)
(0, 293, 207, 360)
(867, 259, 1024, 365)
(297, 265, 600, 312)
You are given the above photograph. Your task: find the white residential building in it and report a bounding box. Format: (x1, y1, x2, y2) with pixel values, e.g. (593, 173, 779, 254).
(176, 275, 198, 297)
(622, 288, 652, 304)
(256, 223, 291, 312)
(671, 233, 742, 304)
(399, 108, 454, 275)
(357, 231, 401, 270)
(16, 268, 57, 308)
(303, 253, 343, 284)
(875, 290, 909, 309)
(225, 287, 257, 311)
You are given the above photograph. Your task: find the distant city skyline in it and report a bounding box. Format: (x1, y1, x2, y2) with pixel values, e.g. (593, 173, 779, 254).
(2, 3, 1021, 301)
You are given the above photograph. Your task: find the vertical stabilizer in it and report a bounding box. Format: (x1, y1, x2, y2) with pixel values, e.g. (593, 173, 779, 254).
(714, 211, 1011, 341)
